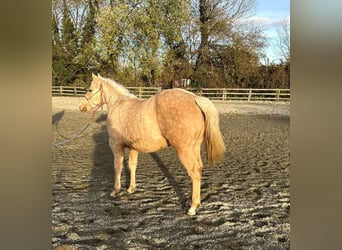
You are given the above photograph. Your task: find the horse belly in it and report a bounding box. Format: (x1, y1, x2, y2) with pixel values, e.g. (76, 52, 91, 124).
(129, 136, 169, 153)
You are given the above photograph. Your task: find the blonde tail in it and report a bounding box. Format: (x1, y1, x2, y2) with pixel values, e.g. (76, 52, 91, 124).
(195, 96, 226, 165)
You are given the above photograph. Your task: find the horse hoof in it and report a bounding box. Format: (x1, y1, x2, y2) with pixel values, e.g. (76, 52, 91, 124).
(187, 208, 197, 216)
(110, 190, 120, 197)
(127, 187, 135, 193)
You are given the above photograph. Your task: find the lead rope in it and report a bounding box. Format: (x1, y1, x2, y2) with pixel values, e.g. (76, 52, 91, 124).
(52, 85, 106, 147)
(52, 122, 91, 147)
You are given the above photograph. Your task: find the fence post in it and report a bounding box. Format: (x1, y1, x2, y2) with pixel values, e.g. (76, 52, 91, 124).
(248, 88, 252, 101)
(73, 86, 77, 96)
(276, 89, 280, 101)
(223, 88, 227, 101)
(138, 87, 142, 98)
(59, 86, 63, 95)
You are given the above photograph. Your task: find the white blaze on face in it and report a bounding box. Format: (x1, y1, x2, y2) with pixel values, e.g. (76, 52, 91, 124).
(79, 98, 89, 112)
(79, 101, 84, 112)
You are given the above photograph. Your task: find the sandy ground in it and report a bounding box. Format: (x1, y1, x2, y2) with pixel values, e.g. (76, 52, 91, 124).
(52, 97, 290, 249)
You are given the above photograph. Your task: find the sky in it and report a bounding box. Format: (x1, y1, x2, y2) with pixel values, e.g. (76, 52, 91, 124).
(254, 0, 290, 64)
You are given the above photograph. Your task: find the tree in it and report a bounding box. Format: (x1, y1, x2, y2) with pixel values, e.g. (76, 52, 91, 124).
(52, 0, 271, 88)
(274, 17, 290, 62)
(52, 0, 99, 86)
(191, 0, 265, 87)
(69, 0, 98, 86)
(97, 0, 191, 86)
(52, 12, 62, 85)
(160, 0, 191, 86)
(52, 0, 79, 86)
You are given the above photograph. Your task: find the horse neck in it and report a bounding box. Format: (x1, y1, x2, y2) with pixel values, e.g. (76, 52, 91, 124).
(101, 81, 130, 107)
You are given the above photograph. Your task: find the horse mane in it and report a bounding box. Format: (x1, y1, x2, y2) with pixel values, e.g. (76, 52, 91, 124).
(99, 76, 137, 98)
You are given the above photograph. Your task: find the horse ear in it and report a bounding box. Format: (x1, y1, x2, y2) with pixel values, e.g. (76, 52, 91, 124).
(92, 73, 97, 79)
(97, 73, 102, 78)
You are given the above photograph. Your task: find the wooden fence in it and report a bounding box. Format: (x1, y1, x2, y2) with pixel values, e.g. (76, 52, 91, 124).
(52, 86, 290, 102)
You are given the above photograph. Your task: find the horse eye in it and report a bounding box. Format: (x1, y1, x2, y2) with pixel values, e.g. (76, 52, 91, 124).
(88, 89, 93, 92)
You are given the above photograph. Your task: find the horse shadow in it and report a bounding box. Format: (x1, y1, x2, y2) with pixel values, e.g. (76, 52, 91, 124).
(90, 113, 129, 195)
(149, 152, 188, 211)
(52, 110, 71, 142)
(52, 110, 65, 125)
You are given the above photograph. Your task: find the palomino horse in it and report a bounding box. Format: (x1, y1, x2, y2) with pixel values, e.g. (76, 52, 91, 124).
(79, 74, 226, 215)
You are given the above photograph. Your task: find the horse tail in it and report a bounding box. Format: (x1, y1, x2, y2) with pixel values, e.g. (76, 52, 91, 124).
(195, 96, 226, 166)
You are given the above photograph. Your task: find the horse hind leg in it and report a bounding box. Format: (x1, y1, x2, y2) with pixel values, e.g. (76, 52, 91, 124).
(127, 149, 138, 193)
(177, 147, 203, 216)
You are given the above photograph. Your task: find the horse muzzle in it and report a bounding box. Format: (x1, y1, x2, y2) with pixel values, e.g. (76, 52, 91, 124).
(79, 103, 89, 112)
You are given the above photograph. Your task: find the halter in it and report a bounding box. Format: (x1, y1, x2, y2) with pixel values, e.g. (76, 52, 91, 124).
(84, 83, 107, 120)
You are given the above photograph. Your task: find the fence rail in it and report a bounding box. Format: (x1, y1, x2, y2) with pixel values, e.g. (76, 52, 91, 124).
(52, 86, 290, 101)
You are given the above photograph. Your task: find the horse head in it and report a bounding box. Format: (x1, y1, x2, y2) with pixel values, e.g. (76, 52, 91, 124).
(79, 73, 104, 113)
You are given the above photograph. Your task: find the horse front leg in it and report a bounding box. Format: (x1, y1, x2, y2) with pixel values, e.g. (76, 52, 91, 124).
(110, 145, 124, 197)
(127, 149, 138, 193)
